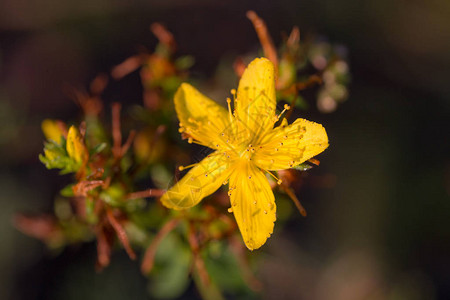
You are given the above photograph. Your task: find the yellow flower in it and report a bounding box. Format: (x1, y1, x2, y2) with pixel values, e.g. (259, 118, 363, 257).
(66, 126, 88, 164)
(161, 58, 328, 250)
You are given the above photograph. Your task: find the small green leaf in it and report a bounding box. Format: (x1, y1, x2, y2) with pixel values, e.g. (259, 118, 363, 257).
(100, 184, 125, 206)
(60, 184, 75, 197)
(174, 55, 195, 70)
(90, 142, 107, 155)
(293, 162, 313, 171)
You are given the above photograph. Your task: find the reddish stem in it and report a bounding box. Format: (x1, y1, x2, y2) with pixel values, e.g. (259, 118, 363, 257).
(126, 189, 166, 200)
(187, 223, 210, 286)
(141, 218, 180, 274)
(247, 11, 279, 73)
(106, 209, 136, 260)
(111, 103, 122, 159)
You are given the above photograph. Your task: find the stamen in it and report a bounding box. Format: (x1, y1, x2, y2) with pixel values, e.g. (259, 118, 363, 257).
(274, 104, 291, 122)
(178, 162, 200, 171)
(226, 97, 233, 124)
(263, 169, 282, 185)
(186, 137, 208, 147)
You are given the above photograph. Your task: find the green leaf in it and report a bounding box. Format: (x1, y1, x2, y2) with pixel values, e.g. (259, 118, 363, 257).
(174, 55, 195, 70)
(203, 241, 250, 294)
(293, 162, 313, 171)
(60, 184, 75, 197)
(100, 184, 126, 207)
(90, 142, 107, 155)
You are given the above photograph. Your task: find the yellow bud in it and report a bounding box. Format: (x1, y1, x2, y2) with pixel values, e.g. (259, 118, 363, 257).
(66, 126, 87, 163)
(41, 119, 65, 144)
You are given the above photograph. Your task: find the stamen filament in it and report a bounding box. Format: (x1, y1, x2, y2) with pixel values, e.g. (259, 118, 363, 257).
(276, 104, 290, 121)
(227, 98, 233, 124)
(178, 163, 200, 171)
(261, 168, 282, 185)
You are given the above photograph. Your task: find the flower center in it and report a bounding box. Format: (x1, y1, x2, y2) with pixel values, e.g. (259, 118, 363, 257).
(238, 143, 256, 161)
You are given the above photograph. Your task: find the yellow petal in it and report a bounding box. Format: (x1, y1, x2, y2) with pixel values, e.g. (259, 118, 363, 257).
(229, 161, 276, 250)
(253, 118, 328, 171)
(175, 83, 230, 149)
(235, 58, 276, 139)
(42, 119, 64, 144)
(66, 126, 88, 163)
(160, 152, 231, 210)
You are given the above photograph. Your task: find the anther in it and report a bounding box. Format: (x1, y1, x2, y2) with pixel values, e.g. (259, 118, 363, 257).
(179, 162, 199, 171)
(228, 207, 233, 213)
(188, 137, 193, 143)
(277, 179, 283, 185)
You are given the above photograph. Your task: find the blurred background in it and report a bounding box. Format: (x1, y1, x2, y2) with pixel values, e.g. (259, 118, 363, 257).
(1, 0, 449, 299)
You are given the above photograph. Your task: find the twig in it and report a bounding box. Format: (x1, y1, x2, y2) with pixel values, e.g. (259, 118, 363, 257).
(150, 23, 176, 53)
(111, 103, 122, 159)
(111, 55, 143, 80)
(96, 223, 113, 270)
(247, 11, 278, 72)
(281, 185, 307, 217)
(125, 189, 166, 200)
(296, 74, 322, 91)
(72, 180, 104, 197)
(141, 218, 180, 274)
(106, 209, 137, 260)
(121, 130, 136, 157)
(187, 223, 210, 286)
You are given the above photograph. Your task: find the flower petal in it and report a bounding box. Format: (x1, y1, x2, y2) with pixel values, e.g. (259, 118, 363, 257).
(175, 83, 230, 149)
(160, 152, 231, 210)
(253, 118, 328, 171)
(229, 161, 276, 250)
(235, 58, 277, 140)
